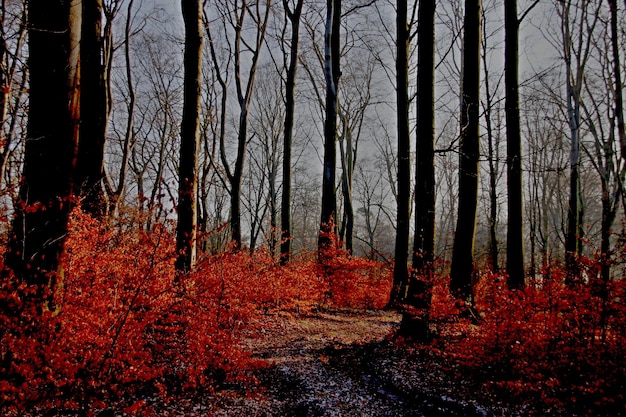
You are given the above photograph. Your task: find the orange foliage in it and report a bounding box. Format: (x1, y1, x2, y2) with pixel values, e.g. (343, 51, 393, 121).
(0, 208, 392, 415)
(434, 265, 626, 415)
(317, 233, 392, 310)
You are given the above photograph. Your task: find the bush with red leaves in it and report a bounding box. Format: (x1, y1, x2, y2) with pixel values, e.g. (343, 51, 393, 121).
(0, 209, 392, 416)
(435, 259, 626, 416)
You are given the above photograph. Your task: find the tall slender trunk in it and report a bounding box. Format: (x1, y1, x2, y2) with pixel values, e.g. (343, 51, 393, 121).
(561, 0, 583, 282)
(390, 0, 411, 304)
(608, 0, 625, 160)
(450, 0, 481, 301)
(280, 0, 304, 264)
(339, 128, 354, 253)
(505, 0, 525, 289)
(401, 0, 436, 342)
(482, 18, 499, 273)
(176, 0, 203, 275)
(319, 0, 340, 256)
(225, 0, 269, 249)
(105, 0, 136, 216)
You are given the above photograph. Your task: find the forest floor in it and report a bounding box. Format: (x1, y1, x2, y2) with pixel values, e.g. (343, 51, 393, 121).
(159, 308, 527, 417)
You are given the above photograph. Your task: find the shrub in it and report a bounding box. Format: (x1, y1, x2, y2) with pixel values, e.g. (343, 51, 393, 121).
(443, 267, 626, 415)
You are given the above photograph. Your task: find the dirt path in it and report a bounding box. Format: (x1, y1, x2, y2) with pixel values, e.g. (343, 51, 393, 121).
(195, 310, 496, 417)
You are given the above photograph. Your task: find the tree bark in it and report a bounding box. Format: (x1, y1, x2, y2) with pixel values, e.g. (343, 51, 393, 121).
(5, 0, 80, 295)
(219, 0, 269, 250)
(176, 0, 203, 275)
(280, 0, 304, 265)
(505, 0, 525, 289)
(0, 4, 26, 188)
(390, 0, 411, 304)
(76, 0, 108, 217)
(319, 0, 340, 256)
(481, 12, 499, 274)
(608, 0, 625, 161)
(450, 0, 481, 302)
(561, 0, 597, 282)
(401, 0, 436, 342)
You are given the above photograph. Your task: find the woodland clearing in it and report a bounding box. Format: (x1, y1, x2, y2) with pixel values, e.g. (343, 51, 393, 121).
(158, 309, 528, 417)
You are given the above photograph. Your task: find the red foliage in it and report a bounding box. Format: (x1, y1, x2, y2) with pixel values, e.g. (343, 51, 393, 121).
(316, 229, 392, 310)
(434, 265, 626, 415)
(0, 209, 392, 415)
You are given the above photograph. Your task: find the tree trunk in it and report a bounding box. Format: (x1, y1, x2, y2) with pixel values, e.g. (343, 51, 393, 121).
(0, 5, 26, 188)
(562, 0, 582, 283)
(339, 131, 354, 253)
(401, 0, 436, 342)
(390, 0, 411, 304)
(176, 0, 203, 275)
(280, 0, 304, 265)
(482, 18, 499, 274)
(505, 0, 525, 289)
(218, 0, 269, 250)
(608, 0, 625, 160)
(319, 0, 340, 256)
(105, 0, 135, 217)
(450, 0, 481, 302)
(76, 0, 108, 217)
(5, 0, 80, 297)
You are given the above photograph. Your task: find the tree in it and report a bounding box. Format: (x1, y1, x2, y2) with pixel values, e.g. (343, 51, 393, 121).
(76, 0, 108, 217)
(206, 0, 270, 249)
(389, 0, 411, 304)
(318, 0, 341, 256)
(176, 0, 203, 275)
(5, 0, 80, 296)
(522, 80, 569, 281)
(450, 0, 482, 301)
(246, 65, 284, 253)
(579, 0, 625, 288)
(105, 0, 137, 218)
(335, 51, 376, 254)
(0, 1, 27, 189)
(280, 0, 304, 264)
(400, 0, 436, 341)
(558, 0, 601, 282)
(480, 4, 502, 274)
(608, 0, 625, 160)
(504, 0, 524, 289)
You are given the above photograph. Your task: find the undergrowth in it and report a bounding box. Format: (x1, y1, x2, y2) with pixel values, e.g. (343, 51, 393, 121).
(2, 208, 625, 416)
(0, 208, 391, 416)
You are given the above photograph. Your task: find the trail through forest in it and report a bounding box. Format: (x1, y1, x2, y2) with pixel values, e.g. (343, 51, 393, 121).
(174, 310, 515, 417)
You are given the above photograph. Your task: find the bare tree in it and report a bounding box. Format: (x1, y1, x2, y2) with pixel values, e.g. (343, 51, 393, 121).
(390, 0, 412, 304)
(205, 0, 271, 249)
(105, 0, 137, 217)
(337, 51, 376, 253)
(579, 7, 625, 287)
(557, 0, 602, 282)
(280, 0, 304, 264)
(450, 0, 482, 302)
(401, 0, 436, 342)
(522, 79, 569, 281)
(504, 0, 524, 288)
(0, 1, 27, 191)
(176, 0, 203, 275)
(247, 65, 284, 253)
(319, 0, 341, 256)
(479, 0, 503, 274)
(607, 0, 625, 160)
